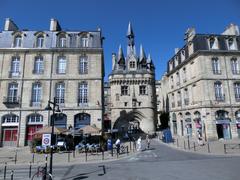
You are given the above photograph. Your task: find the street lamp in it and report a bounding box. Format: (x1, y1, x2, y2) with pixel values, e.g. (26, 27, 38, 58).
(45, 97, 61, 175)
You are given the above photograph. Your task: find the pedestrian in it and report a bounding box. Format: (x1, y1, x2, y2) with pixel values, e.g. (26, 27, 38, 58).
(146, 135, 150, 149)
(137, 136, 142, 151)
(115, 138, 121, 154)
(197, 131, 204, 146)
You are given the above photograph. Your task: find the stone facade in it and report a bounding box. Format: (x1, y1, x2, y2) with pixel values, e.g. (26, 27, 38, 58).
(108, 23, 156, 134)
(158, 24, 240, 140)
(0, 18, 104, 146)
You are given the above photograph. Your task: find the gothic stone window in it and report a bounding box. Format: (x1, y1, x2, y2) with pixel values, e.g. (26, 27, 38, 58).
(139, 85, 147, 95)
(129, 61, 135, 69)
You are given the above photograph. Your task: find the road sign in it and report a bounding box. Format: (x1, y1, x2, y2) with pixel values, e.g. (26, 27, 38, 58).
(42, 134, 51, 146)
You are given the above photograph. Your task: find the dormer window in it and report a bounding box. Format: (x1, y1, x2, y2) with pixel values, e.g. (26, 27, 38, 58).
(209, 37, 218, 50)
(36, 35, 44, 48)
(58, 34, 67, 48)
(81, 36, 89, 47)
(181, 50, 185, 61)
(14, 35, 22, 47)
(175, 56, 178, 66)
(228, 38, 237, 50)
(129, 61, 135, 69)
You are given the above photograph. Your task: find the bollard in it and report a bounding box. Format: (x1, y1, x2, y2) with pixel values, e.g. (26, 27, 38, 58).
(224, 144, 227, 154)
(14, 150, 17, 164)
(127, 146, 129, 155)
(117, 151, 119, 159)
(102, 149, 104, 160)
(11, 170, 13, 180)
(45, 155, 48, 170)
(29, 162, 32, 178)
(193, 142, 196, 151)
(68, 152, 70, 162)
(176, 139, 179, 147)
(73, 150, 75, 158)
(187, 136, 190, 150)
(85, 149, 88, 162)
(184, 141, 186, 150)
(4, 162, 7, 180)
(98, 165, 106, 174)
(130, 141, 132, 151)
(207, 142, 211, 153)
(32, 153, 35, 164)
(111, 147, 113, 157)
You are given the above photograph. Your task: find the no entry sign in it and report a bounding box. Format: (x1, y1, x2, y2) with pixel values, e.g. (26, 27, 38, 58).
(42, 134, 51, 146)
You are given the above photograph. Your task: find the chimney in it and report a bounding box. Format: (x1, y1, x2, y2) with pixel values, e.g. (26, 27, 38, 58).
(112, 53, 116, 70)
(184, 27, 196, 42)
(222, 23, 239, 36)
(50, 18, 61, 31)
(4, 18, 18, 31)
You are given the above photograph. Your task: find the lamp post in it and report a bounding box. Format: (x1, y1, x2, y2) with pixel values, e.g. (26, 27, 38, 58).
(45, 97, 61, 175)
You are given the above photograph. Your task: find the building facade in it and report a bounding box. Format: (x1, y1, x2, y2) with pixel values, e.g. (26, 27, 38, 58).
(160, 24, 240, 140)
(0, 18, 104, 146)
(109, 23, 156, 134)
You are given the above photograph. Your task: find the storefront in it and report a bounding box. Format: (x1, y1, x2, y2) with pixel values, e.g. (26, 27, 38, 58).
(215, 110, 231, 140)
(1, 114, 19, 147)
(185, 118, 192, 137)
(26, 114, 43, 145)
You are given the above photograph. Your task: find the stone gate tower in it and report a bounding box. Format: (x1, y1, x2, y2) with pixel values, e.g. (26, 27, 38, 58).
(109, 23, 156, 134)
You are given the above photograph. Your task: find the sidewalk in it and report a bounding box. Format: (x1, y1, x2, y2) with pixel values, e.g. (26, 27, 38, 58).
(158, 133, 240, 156)
(0, 141, 136, 167)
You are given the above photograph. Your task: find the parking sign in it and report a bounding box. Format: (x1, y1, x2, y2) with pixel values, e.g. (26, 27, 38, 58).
(42, 134, 51, 146)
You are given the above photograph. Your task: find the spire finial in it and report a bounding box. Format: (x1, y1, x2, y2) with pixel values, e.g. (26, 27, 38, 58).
(139, 44, 146, 63)
(118, 44, 125, 63)
(127, 22, 134, 37)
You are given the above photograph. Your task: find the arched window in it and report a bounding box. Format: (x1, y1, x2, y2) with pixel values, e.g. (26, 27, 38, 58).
(231, 57, 239, 74)
(228, 38, 237, 50)
(31, 82, 42, 106)
(78, 82, 88, 105)
(79, 56, 88, 74)
(235, 110, 240, 120)
(234, 82, 240, 101)
(13, 35, 22, 47)
(214, 81, 224, 101)
(74, 113, 91, 129)
(2, 114, 19, 124)
(215, 110, 229, 119)
(209, 37, 218, 50)
(27, 114, 43, 124)
(36, 35, 44, 48)
(55, 82, 65, 104)
(52, 113, 67, 128)
(33, 56, 44, 74)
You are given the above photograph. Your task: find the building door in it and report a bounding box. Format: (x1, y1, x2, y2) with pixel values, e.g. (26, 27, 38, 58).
(181, 120, 184, 136)
(223, 124, 231, 140)
(3, 128, 18, 146)
(26, 125, 43, 145)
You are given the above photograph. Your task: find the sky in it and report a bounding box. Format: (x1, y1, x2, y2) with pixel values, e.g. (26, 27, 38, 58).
(0, 0, 240, 81)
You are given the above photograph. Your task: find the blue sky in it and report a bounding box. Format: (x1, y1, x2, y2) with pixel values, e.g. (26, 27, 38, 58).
(0, 0, 240, 80)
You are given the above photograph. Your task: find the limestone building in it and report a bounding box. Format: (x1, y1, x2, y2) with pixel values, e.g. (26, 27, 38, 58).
(0, 18, 104, 146)
(109, 23, 156, 134)
(161, 24, 240, 140)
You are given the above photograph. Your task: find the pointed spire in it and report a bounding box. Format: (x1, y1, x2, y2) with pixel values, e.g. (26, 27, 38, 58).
(147, 54, 152, 64)
(139, 44, 146, 63)
(127, 22, 134, 38)
(147, 53, 155, 70)
(117, 44, 125, 64)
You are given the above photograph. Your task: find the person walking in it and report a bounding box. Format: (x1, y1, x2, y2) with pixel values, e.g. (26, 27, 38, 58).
(146, 135, 150, 149)
(137, 137, 142, 151)
(115, 138, 121, 154)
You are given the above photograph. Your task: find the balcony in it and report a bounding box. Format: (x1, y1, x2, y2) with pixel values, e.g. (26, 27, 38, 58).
(215, 94, 225, 101)
(184, 98, 189, 105)
(32, 69, 44, 74)
(235, 94, 240, 102)
(30, 101, 42, 107)
(232, 70, 240, 75)
(213, 70, 221, 75)
(9, 71, 21, 78)
(3, 96, 20, 107)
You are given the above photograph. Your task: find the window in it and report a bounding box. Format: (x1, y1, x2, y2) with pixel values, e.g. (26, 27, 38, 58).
(234, 82, 240, 101)
(14, 35, 22, 47)
(176, 72, 180, 85)
(184, 88, 189, 105)
(7, 83, 18, 102)
(121, 86, 128, 96)
(58, 35, 67, 47)
(182, 68, 187, 82)
(209, 37, 218, 49)
(214, 81, 224, 101)
(124, 102, 128, 107)
(177, 91, 181, 106)
(139, 85, 147, 95)
(129, 61, 135, 69)
(57, 57, 66, 74)
(181, 50, 185, 61)
(79, 56, 88, 74)
(28, 114, 43, 123)
(10, 56, 20, 77)
(36, 35, 44, 48)
(170, 76, 174, 88)
(81, 36, 89, 47)
(228, 38, 237, 50)
(212, 57, 221, 74)
(31, 83, 42, 106)
(33, 56, 44, 74)
(231, 58, 239, 74)
(171, 93, 175, 108)
(2, 114, 19, 124)
(78, 82, 88, 105)
(55, 82, 65, 104)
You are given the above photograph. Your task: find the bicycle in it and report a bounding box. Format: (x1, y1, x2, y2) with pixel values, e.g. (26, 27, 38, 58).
(31, 166, 53, 180)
